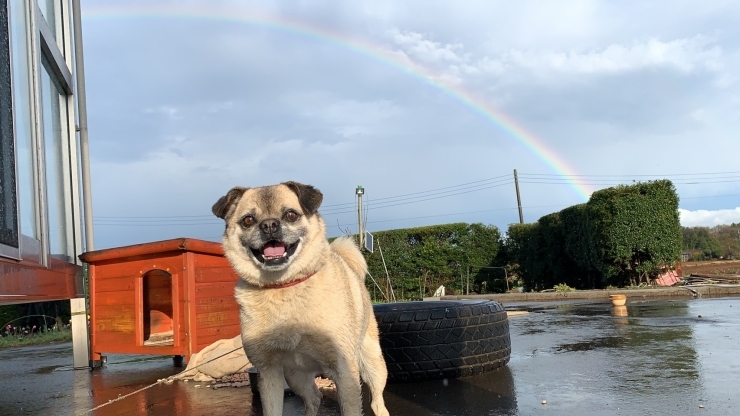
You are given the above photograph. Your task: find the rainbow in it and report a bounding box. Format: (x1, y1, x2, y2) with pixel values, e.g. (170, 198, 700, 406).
(83, 4, 592, 201)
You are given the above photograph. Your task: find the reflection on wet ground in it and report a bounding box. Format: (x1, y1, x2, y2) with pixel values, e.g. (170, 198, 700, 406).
(0, 297, 738, 415)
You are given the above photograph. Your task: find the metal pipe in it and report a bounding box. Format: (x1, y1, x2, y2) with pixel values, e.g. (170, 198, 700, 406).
(71, 0, 93, 251)
(71, 0, 94, 370)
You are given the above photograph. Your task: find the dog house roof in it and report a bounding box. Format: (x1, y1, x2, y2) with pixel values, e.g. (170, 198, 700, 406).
(79, 238, 224, 263)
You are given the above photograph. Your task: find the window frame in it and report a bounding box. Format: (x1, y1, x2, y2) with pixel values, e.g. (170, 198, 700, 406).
(0, 0, 21, 259)
(0, 0, 83, 266)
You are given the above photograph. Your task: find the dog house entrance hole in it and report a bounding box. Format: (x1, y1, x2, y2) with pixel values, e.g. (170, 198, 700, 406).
(142, 270, 174, 346)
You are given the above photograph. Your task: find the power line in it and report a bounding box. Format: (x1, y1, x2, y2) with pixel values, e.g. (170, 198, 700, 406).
(320, 181, 514, 216)
(320, 179, 513, 215)
(335, 204, 571, 228)
(319, 175, 513, 213)
(94, 180, 515, 225)
(94, 170, 740, 225)
(95, 174, 514, 219)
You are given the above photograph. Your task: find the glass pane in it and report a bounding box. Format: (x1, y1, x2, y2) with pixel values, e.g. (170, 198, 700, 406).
(0, 0, 20, 249)
(10, 0, 39, 240)
(36, 0, 55, 36)
(40, 54, 73, 262)
(36, 0, 63, 51)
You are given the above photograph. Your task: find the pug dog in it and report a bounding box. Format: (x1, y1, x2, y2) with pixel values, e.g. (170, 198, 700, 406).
(212, 182, 389, 416)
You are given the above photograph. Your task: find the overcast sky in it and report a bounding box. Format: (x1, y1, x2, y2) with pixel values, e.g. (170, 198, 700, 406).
(80, 0, 740, 249)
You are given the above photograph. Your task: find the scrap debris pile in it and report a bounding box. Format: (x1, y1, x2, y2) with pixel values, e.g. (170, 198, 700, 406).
(678, 273, 740, 287)
(209, 373, 336, 398)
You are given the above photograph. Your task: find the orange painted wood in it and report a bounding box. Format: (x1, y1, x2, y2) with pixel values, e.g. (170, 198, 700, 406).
(82, 238, 243, 362)
(79, 238, 224, 263)
(196, 311, 241, 328)
(0, 259, 82, 304)
(195, 282, 236, 299)
(184, 252, 197, 357)
(94, 276, 136, 293)
(195, 267, 239, 283)
(197, 325, 241, 346)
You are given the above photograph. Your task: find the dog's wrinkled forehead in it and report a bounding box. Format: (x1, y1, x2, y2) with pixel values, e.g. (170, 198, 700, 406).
(212, 181, 323, 221)
(235, 185, 301, 217)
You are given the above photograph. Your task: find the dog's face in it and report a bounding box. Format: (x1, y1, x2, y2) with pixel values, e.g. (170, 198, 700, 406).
(212, 182, 326, 283)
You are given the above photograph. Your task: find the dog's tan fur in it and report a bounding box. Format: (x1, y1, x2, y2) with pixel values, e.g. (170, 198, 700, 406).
(213, 182, 389, 416)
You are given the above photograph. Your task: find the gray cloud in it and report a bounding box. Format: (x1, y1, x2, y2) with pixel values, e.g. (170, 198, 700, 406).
(81, 0, 740, 248)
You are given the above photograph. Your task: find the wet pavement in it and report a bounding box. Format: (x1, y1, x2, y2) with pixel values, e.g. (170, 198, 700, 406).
(1, 296, 738, 415)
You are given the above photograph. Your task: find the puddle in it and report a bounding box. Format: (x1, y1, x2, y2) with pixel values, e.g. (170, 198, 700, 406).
(1, 297, 739, 415)
(554, 336, 625, 352)
(34, 365, 67, 374)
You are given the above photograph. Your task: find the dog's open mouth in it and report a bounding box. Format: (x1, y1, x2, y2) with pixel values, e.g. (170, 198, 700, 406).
(250, 240, 300, 266)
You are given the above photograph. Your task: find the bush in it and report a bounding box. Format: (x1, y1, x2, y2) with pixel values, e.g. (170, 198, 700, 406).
(587, 180, 682, 286)
(505, 180, 682, 289)
(553, 283, 575, 292)
(362, 223, 503, 300)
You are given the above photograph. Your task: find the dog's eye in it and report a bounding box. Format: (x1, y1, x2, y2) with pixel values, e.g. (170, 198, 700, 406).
(242, 215, 256, 226)
(285, 210, 299, 222)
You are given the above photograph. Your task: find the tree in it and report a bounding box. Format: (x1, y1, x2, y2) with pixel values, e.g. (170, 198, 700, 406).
(504, 180, 682, 289)
(587, 180, 682, 286)
(682, 226, 723, 260)
(363, 223, 503, 299)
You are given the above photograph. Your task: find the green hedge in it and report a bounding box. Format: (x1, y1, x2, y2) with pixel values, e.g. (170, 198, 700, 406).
(361, 223, 503, 300)
(587, 180, 682, 286)
(505, 180, 682, 289)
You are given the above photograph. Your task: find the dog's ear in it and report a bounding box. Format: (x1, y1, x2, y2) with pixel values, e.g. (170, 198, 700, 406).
(283, 181, 323, 215)
(212, 187, 248, 220)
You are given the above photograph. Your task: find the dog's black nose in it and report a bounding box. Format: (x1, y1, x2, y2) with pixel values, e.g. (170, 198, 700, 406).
(259, 219, 280, 235)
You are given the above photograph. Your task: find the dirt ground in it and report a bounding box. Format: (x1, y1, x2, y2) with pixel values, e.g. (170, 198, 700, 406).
(682, 259, 740, 276)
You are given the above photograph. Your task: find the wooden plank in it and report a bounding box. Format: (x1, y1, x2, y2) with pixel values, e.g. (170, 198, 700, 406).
(93, 331, 134, 350)
(94, 304, 136, 333)
(90, 264, 100, 361)
(197, 325, 242, 347)
(177, 299, 187, 346)
(0, 261, 82, 302)
(94, 275, 136, 293)
(95, 291, 135, 306)
(185, 253, 197, 356)
(80, 238, 224, 263)
(196, 311, 241, 328)
(94, 332, 186, 356)
(194, 281, 237, 299)
(85, 255, 184, 275)
(193, 254, 230, 268)
(194, 267, 240, 284)
(195, 297, 239, 314)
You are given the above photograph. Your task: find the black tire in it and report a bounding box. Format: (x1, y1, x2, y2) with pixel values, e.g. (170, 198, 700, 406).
(373, 300, 511, 383)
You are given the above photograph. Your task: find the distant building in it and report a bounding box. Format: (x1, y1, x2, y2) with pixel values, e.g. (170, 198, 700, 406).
(681, 251, 692, 262)
(1, 0, 91, 368)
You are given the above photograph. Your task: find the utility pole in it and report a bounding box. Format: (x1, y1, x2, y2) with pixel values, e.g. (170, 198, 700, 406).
(514, 169, 524, 224)
(466, 266, 470, 295)
(356, 186, 365, 249)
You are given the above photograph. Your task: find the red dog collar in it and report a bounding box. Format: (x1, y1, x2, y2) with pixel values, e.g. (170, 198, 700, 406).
(262, 272, 315, 289)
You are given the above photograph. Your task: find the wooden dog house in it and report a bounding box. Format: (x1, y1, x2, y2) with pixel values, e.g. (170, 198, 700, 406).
(80, 238, 242, 365)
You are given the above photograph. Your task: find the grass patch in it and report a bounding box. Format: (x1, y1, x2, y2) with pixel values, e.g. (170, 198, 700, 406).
(553, 283, 576, 292)
(0, 327, 73, 349)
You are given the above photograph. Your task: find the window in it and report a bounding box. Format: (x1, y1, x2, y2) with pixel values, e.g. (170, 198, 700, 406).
(40, 53, 74, 262)
(0, 0, 20, 255)
(9, 0, 40, 262)
(1, 0, 81, 264)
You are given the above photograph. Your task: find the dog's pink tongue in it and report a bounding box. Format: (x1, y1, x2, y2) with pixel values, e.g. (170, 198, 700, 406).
(263, 242, 287, 257)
